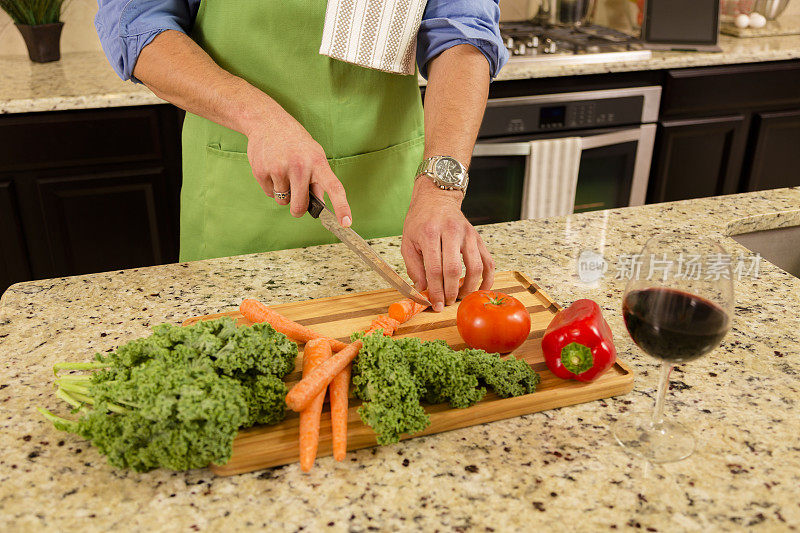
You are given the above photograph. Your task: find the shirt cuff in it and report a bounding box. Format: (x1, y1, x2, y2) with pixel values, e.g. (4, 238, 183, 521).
(416, 18, 509, 79)
(95, 0, 194, 82)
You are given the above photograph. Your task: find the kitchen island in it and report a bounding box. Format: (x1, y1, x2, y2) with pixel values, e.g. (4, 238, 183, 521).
(1, 188, 799, 531)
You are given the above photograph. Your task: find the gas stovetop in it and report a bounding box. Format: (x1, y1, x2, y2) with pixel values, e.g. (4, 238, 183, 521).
(501, 22, 651, 65)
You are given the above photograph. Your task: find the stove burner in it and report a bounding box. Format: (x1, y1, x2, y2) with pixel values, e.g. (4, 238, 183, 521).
(500, 22, 651, 64)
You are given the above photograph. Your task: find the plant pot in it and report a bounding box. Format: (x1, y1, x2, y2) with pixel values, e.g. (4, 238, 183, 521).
(15, 22, 64, 63)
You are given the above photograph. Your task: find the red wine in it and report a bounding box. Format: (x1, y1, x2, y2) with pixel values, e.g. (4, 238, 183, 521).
(623, 288, 729, 363)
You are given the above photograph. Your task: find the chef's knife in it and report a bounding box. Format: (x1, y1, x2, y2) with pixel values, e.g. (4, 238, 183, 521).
(307, 193, 431, 306)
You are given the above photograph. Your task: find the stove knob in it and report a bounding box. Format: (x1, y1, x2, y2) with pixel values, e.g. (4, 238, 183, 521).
(543, 39, 557, 54)
(515, 43, 527, 55)
(527, 36, 540, 49)
(505, 37, 515, 49)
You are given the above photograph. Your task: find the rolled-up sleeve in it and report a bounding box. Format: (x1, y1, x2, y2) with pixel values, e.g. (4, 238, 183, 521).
(416, 0, 508, 80)
(95, 0, 200, 82)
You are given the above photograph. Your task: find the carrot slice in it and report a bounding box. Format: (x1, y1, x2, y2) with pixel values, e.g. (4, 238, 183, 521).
(286, 340, 362, 412)
(367, 315, 400, 336)
(330, 363, 351, 461)
(298, 338, 332, 472)
(387, 278, 465, 323)
(240, 299, 347, 351)
(388, 292, 430, 323)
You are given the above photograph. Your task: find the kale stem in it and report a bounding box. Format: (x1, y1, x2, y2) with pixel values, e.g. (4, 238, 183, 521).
(56, 387, 83, 409)
(55, 374, 92, 382)
(37, 407, 79, 433)
(53, 361, 109, 376)
(56, 381, 91, 396)
(67, 390, 128, 414)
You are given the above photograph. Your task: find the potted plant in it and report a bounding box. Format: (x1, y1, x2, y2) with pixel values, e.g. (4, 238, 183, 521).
(1, 0, 66, 63)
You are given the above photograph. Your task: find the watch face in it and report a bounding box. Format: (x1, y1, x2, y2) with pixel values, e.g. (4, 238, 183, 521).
(434, 157, 464, 185)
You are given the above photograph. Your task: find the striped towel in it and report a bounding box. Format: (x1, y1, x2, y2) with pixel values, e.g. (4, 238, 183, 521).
(521, 137, 583, 220)
(319, 0, 429, 75)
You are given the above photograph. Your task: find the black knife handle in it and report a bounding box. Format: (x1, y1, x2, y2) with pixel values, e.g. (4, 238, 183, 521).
(307, 193, 326, 219)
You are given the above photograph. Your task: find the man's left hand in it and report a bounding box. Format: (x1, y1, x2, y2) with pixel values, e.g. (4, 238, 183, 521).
(401, 177, 494, 311)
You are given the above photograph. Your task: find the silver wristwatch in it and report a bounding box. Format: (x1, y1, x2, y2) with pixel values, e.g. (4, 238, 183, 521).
(416, 156, 469, 195)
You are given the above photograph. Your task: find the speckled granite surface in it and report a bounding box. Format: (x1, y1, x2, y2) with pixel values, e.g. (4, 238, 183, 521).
(1, 188, 800, 532)
(3, 33, 800, 113)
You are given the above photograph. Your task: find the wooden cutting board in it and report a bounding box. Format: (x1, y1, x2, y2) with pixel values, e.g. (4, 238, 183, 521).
(183, 271, 633, 475)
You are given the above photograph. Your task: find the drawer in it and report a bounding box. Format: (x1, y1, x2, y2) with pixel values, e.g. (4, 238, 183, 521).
(661, 61, 800, 118)
(0, 106, 165, 171)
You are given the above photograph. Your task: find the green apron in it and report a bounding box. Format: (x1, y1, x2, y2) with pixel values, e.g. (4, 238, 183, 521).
(180, 0, 425, 261)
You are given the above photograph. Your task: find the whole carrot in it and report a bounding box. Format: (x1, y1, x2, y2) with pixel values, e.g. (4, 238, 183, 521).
(330, 363, 351, 461)
(286, 315, 400, 413)
(240, 299, 347, 351)
(298, 338, 332, 472)
(286, 340, 362, 412)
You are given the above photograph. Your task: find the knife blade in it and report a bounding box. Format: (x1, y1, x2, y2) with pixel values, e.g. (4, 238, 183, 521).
(307, 193, 431, 306)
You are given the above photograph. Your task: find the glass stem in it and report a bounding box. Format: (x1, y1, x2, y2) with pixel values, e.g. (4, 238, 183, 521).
(651, 362, 673, 426)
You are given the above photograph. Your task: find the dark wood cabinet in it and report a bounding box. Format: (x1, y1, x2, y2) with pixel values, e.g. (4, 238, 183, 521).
(650, 61, 800, 203)
(744, 108, 800, 192)
(0, 105, 182, 295)
(648, 115, 747, 203)
(32, 167, 177, 276)
(0, 180, 31, 294)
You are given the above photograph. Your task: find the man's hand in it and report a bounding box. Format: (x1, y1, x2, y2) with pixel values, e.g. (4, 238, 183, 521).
(402, 44, 495, 310)
(243, 111, 351, 226)
(402, 178, 494, 311)
(134, 30, 351, 226)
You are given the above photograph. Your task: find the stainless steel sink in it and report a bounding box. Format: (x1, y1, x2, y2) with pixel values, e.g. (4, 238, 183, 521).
(731, 225, 800, 279)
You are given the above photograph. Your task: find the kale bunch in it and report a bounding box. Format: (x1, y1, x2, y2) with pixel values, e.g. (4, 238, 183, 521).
(39, 317, 297, 472)
(352, 333, 540, 445)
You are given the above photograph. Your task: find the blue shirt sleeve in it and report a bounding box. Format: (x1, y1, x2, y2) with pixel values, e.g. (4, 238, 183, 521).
(416, 0, 508, 80)
(95, 0, 200, 82)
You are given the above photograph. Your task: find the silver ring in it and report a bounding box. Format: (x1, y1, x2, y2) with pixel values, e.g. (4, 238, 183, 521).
(274, 190, 290, 200)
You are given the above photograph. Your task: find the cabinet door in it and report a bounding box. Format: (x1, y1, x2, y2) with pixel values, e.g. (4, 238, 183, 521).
(33, 167, 178, 277)
(0, 180, 31, 295)
(648, 115, 747, 203)
(744, 109, 800, 192)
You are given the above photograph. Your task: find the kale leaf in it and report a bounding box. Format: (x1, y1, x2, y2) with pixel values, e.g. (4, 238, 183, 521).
(352, 333, 540, 445)
(39, 317, 297, 472)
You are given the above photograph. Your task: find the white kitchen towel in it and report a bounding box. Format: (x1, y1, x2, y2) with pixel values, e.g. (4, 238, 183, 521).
(520, 137, 583, 219)
(319, 0, 428, 75)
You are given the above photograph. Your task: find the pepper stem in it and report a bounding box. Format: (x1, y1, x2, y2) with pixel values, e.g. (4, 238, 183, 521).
(560, 342, 593, 375)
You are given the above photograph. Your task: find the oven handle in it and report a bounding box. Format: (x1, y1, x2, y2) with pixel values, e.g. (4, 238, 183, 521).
(472, 127, 646, 157)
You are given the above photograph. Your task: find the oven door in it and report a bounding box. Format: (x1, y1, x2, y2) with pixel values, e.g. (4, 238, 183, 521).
(464, 125, 656, 225)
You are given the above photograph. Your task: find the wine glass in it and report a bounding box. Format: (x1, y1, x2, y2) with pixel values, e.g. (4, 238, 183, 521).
(612, 233, 734, 463)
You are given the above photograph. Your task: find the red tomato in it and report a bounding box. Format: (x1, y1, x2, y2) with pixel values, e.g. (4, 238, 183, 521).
(456, 290, 531, 353)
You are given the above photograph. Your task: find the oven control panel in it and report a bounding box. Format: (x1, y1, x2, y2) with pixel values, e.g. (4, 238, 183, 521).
(479, 95, 648, 137)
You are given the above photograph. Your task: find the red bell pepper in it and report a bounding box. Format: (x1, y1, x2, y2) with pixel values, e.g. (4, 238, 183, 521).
(541, 299, 616, 382)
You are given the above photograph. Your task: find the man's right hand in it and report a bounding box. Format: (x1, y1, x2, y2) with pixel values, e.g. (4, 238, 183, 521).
(244, 111, 352, 227)
(133, 30, 352, 227)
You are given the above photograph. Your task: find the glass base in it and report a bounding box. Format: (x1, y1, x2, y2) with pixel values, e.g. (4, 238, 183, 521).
(612, 414, 695, 463)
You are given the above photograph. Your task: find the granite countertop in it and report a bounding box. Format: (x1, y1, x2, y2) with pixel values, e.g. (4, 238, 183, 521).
(3, 32, 800, 114)
(1, 188, 799, 531)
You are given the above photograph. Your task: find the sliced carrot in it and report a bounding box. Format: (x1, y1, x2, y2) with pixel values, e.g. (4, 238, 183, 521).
(367, 315, 400, 336)
(330, 363, 351, 461)
(298, 338, 332, 472)
(388, 292, 430, 323)
(387, 278, 465, 324)
(286, 340, 362, 412)
(240, 299, 347, 351)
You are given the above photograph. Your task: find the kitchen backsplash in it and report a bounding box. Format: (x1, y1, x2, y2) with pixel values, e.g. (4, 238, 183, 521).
(2, 0, 800, 58)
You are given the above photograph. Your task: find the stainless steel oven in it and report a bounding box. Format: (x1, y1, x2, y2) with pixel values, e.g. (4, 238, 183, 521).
(463, 86, 661, 225)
